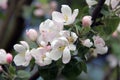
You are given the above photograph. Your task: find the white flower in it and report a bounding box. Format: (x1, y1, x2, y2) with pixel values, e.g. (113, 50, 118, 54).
(105, 0, 119, 9)
(59, 30, 78, 50)
(52, 5, 79, 25)
(0, 49, 7, 64)
(26, 29, 38, 41)
(93, 36, 108, 54)
(47, 37, 72, 64)
(38, 19, 63, 46)
(30, 47, 52, 66)
(86, 0, 97, 8)
(82, 39, 93, 48)
(13, 41, 32, 66)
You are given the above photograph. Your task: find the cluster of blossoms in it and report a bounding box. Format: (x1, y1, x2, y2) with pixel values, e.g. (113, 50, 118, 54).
(13, 5, 108, 67)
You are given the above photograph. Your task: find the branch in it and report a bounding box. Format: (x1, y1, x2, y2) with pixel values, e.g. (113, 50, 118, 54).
(91, 0, 106, 27)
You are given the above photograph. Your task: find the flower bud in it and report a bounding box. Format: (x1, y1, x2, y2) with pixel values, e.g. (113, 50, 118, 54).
(112, 31, 118, 38)
(6, 53, 13, 64)
(34, 9, 44, 17)
(26, 29, 38, 41)
(82, 16, 92, 27)
(82, 39, 93, 48)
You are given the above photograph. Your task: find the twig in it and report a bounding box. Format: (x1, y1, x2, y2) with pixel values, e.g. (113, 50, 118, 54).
(91, 0, 106, 27)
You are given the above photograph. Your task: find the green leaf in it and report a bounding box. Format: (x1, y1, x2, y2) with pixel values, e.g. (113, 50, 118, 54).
(17, 70, 31, 79)
(111, 43, 120, 60)
(94, 17, 120, 37)
(80, 62, 87, 73)
(62, 58, 83, 79)
(9, 64, 16, 74)
(39, 63, 58, 80)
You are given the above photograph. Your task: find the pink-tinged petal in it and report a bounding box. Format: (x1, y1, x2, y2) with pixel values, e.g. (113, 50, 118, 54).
(52, 11, 64, 23)
(62, 47, 71, 64)
(25, 51, 32, 63)
(48, 49, 62, 61)
(61, 5, 72, 17)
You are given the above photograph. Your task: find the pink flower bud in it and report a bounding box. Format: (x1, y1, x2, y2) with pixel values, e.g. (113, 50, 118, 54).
(112, 31, 118, 38)
(82, 16, 92, 27)
(26, 29, 38, 41)
(34, 9, 44, 17)
(6, 53, 13, 64)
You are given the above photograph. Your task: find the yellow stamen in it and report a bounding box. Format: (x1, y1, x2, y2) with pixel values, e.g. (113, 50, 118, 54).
(67, 37, 74, 43)
(64, 14, 68, 21)
(58, 46, 65, 51)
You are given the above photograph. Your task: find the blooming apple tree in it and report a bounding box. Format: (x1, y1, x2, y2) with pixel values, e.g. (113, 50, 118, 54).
(1, 1, 119, 79)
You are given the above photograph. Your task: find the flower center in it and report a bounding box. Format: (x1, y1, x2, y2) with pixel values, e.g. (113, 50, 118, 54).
(58, 46, 65, 51)
(67, 37, 74, 43)
(64, 14, 68, 22)
(42, 55, 46, 61)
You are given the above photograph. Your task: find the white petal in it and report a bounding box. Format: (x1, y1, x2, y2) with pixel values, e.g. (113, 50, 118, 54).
(62, 47, 71, 64)
(43, 57, 52, 65)
(31, 48, 45, 60)
(0, 49, 7, 64)
(52, 11, 64, 23)
(13, 53, 27, 66)
(20, 41, 29, 50)
(82, 39, 93, 48)
(96, 46, 108, 54)
(14, 44, 26, 53)
(71, 32, 78, 42)
(69, 44, 76, 51)
(25, 51, 32, 63)
(72, 9, 79, 19)
(86, 0, 97, 7)
(61, 5, 72, 17)
(48, 49, 62, 61)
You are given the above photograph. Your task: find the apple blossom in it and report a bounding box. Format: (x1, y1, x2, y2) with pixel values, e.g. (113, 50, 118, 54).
(82, 16, 92, 27)
(93, 36, 108, 54)
(47, 37, 74, 64)
(6, 53, 13, 64)
(26, 29, 38, 41)
(82, 39, 93, 48)
(30, 47, 52, 66)
(52, 5, 79, 25)
(38, 19, 63, 46)
(59, 30, 78, 50)
(13, 41, 32, 66)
